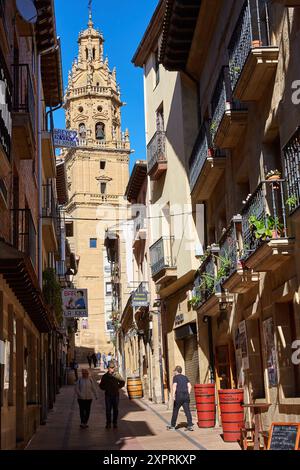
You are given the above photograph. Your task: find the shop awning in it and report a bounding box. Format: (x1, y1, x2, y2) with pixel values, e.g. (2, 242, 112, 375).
(0, 240, 54, 332)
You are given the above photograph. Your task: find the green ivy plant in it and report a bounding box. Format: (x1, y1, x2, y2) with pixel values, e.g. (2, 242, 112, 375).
(286, 194, 298, 211)
(43, 268, 63, 324)
(216, 254, 232, 281)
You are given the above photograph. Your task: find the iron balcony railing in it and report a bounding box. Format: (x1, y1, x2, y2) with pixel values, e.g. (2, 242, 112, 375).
(228, 0, 272, 92)
(210, 67, 246, 143)
(147, 130, 166, 175)
(194, 252, 217, 308)
(283, 127, 300, 214)
(189, 122, 210, 191)
(0, 47, 12, 162)
(42, 183, 59, 237)
(12, 64, 36, 134)
(134, 211, 146, 236)
(149, 236, 176, 278)
(13, 208, 37, 268)
(241, 180, 288, 259)
(218, 217, 242, 284)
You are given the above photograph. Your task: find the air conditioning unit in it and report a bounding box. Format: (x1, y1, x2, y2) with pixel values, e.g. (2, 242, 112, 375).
(0, 178, 8, 209)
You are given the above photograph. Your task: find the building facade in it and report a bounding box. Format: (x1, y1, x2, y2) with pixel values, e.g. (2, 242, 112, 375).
(160, 0, 300, 431)
(0, 0, 65, 449)
(64, 13, 130, 358)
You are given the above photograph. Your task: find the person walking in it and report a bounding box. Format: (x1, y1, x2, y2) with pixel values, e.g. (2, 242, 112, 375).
(102, 352, 107, 369)
(99, 360, 125, 429)
(167, 366, 194, 431)
(91, 353, 97, 368)
(107, 352, 112, 364)
(87, 354, 92, 368)
(75, 369, 98, 428)
(71, 358, 79, 381)
(97, 351, 101, 367)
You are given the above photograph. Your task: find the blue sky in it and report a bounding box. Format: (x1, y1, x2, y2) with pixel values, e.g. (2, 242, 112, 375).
(54, 0, 158, 172)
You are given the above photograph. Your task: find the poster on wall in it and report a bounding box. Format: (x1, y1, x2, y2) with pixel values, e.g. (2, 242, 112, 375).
(4, 340, 10, 390)
(235, 347, 244, 388)
(235, 320, 250, 370)
(263, 317, 278, 387)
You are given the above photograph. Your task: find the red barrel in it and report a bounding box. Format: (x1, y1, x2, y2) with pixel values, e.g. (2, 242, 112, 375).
(195, 384, 216, 428)
(218, 389, 244, 442)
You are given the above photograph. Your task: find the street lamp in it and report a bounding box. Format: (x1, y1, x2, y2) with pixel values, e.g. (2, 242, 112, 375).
(65, 268, 74, 287)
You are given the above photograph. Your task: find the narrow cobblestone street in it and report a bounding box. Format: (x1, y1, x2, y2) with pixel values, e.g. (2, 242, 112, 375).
(25, 368, 240, 451)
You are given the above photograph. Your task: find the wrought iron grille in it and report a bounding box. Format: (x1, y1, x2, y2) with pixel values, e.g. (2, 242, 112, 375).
(228, 0, 271, 91)
(12, 64, 36, 134)
(241, 180, 287, 259)
(283, 127, 300, 214)
(218, 220, 240, 283)
(13, 208, 37, 268)
(42, 183, 60, 236)
(189, 122, 209, 191)
(210, 67, 246, 143)
(149, 236, 176, 277)
(194, 253, 217, 307)
(147, 131, 166, 174)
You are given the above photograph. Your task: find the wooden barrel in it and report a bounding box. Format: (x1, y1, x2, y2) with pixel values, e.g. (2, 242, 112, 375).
(127, 377, 143, 399)
(218, 389, 244, 442)
(195, 384, 216, 428)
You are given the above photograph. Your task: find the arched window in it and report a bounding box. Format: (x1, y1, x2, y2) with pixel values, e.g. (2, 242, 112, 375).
(95, 122, 105, 140)
(78, 123, 86, 139)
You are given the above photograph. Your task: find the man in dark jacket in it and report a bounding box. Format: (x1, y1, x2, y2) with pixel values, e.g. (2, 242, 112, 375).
(99, 360, 125, 429)
(167, 365, 194, 431)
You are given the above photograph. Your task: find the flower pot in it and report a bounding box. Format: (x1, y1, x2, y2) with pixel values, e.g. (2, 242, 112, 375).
(271, 230, 280, 239)
(266, 175, 280, 181)
(252, 40, 262, 48)
(208, 148, 214, 158)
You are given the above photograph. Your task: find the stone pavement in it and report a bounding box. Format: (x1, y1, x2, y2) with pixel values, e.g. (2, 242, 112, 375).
(26, 368, 241, 451)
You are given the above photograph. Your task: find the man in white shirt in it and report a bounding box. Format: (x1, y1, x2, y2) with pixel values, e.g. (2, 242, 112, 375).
(75, 369, 98, 428)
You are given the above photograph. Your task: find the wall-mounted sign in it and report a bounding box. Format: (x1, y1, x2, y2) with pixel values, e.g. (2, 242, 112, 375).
(175, 313, 184, 326)
(62, 288, 88, 318)
(263, 317, 278, 387)
(132, 290, 149, 308)
(53, 128, 78, 148)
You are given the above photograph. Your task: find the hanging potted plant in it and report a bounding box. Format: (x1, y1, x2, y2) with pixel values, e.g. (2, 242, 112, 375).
(265, 169, 281, 181)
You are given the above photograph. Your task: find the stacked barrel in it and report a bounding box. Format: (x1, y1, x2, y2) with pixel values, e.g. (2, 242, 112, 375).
(194, 384, 216, 428)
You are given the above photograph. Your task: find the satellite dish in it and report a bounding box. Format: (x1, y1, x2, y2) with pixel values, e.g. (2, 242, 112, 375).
(16, 0, 37, 24)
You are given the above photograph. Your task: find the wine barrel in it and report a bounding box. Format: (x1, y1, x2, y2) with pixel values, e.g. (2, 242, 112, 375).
(127, 377, 143, 399)
(194, 384, 216, 428)
(218, 389, 244, 442)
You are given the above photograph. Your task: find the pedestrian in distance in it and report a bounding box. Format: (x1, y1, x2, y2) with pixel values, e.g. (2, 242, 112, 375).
(167, 365, 194, 431)
(71, 358, 79, 381)
(87, 353, 92, 368)
(99, 360, 125, 429)
(102, 352, 107, 369)
(75, 369, 98, 428)
(91, 352, 97, 368)
(97, 351, 101, 367)
(107, 351, 112, 364)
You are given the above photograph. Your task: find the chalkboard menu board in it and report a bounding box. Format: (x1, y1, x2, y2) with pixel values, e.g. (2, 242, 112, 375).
(268, 423, 300, 450)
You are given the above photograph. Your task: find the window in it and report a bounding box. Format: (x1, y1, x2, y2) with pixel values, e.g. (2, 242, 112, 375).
(95, 122, 105, 140)
(90, 238, 97, 248)
(100, 182, 106, 194)
(66, 222, 74, 237)
(154, 49, 160, 86)
(82, 319, 89, 329)
(78, 123, 86, 139)
(100, 160, 106, 170)
(106, 282, 112, 295)
(156, 105, 164, 132)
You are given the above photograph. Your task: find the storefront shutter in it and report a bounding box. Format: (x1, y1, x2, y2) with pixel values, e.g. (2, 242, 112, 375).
(184, 335, 199, 410)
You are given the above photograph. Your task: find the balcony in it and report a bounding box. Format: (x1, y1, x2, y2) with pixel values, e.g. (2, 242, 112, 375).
(241, 180, 294, 271)
(0, 47, 12, 176)
(147, 131, 167, 181)
(42, 183, 59, 252)
(149, 236, 176, 282)
(272, 0, 300, 5)
(12, 64, 36, 159)
(42, 131, 56, 178)
(218, 216, 259, 294)
(189, 122, 226, 200)
(283, 127, 300, 220)
(228, 0, 279, 102)
(210, 67, 247, 149)
(13, 208, 37, 269)
(133, 212, 147, 248)
(192, 247, 233, 316)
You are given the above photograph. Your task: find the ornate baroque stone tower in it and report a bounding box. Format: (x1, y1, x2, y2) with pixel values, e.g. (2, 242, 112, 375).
(64, 12, 130, 356)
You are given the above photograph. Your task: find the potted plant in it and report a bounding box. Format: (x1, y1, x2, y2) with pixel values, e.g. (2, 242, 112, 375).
(216, 254, 232, 283)
(252, 39, 262, 48)
(265, 169, 281, 181)
(249, 214, 283, 240)
(286, 194, 298, 211)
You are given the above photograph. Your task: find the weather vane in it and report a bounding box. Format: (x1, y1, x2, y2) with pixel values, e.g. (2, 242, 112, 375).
(88, 0, 92, 16)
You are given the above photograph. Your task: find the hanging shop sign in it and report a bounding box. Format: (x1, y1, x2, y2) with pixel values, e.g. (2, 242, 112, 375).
(62, 288, 88, 318)
(263, 317, 278, 387)
(132, 289, 149, 308)
(53, 129, 78, 148)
